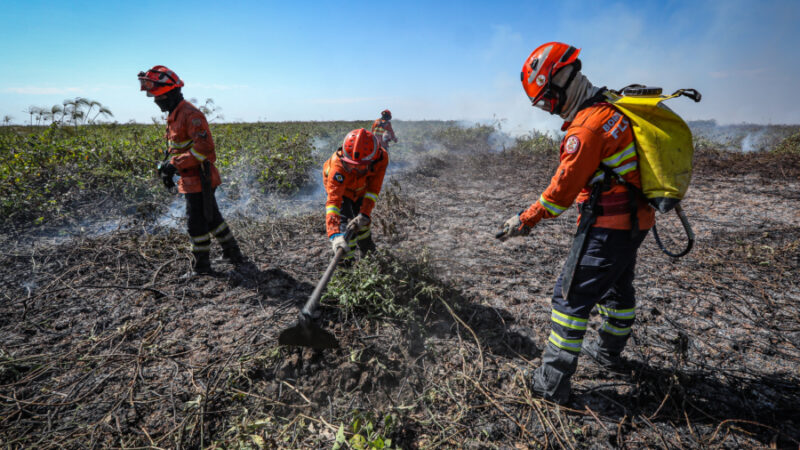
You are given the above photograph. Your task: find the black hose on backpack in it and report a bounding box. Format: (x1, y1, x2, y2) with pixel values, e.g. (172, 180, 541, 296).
(652, 203, 695, 257)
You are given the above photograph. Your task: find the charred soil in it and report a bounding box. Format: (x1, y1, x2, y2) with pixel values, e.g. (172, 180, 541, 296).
(1, 145, 799, 449)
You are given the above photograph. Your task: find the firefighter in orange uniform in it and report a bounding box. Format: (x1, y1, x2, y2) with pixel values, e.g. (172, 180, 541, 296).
(497, 43, 655, 404)
(138, 65, 245, 275)
(371, 109, 398, 148)
(324, 129, 389, 259)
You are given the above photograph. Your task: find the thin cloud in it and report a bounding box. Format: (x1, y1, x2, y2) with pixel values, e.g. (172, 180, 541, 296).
(5, 87, 84, 95)
(310, 97, 384, 105)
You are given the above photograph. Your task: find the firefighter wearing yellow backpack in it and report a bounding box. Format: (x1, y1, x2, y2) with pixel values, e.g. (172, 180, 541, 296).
(496, 42, 700, 405)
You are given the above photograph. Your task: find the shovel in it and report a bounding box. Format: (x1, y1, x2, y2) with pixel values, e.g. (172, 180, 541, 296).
(278, 229, 355, 349)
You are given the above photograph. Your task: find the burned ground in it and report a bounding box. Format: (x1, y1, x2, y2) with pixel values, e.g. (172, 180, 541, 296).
(1, 144, 799, 449)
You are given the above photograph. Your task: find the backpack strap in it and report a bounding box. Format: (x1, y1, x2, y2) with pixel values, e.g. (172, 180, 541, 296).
(598, 163, 640, 238)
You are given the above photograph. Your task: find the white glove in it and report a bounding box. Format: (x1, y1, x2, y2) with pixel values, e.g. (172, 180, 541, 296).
(346, 213, 371, 232)
(331, 234, 348, 254)
(497, 214, 531, 241)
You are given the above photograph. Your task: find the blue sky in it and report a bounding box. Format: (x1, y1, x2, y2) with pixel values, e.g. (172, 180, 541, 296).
(1, 0, 798, 132)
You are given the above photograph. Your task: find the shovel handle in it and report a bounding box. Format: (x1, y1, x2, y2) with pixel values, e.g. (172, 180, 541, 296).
(300, 229, 356, 318)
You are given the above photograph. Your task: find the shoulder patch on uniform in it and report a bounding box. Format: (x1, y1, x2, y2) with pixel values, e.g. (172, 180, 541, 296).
(565, 135, 581, 154)
(192, 118, 202, 127)
(333, 172, 344, 183)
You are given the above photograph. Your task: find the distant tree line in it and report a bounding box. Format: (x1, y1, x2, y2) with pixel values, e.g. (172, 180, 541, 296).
(21, 97, 113, 126)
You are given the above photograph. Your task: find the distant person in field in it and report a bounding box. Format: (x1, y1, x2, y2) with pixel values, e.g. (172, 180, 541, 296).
(138, 65, 246, 276)
(323, 128, 389, 261)
(497, 42, 655, 405)
(371, 109, 398, 148)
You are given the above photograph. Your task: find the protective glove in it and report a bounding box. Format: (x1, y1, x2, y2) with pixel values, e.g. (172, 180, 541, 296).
(497, 213, 531, 242)
(330, 233, 349, 254)
(157, 162, 177, 189)
(346, 213, 371, 232)
(158, 161, 177, 178)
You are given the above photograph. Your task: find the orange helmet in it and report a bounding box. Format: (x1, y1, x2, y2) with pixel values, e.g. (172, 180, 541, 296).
(341, 128, 379, 165)
(138, 65, 184, 97)
(381, 109, 392, 120)
(521, 42, 581, 114)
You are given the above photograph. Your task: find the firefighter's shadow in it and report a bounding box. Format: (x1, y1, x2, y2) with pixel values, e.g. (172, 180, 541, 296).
(572, 362, 799, 445)
(225, 265, 313, 307)
(425, 293, 540, 361)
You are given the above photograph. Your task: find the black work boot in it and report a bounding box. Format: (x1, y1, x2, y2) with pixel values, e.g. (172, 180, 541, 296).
(528, 344, 579, 405)
(182, 251, 213, 278)
(582, 340, 629, 373)
(220, 237, 246, 265)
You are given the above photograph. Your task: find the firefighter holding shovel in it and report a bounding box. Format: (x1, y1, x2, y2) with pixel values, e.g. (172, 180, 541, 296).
(278, 129, 389, 349)
(138, 65, 246, 276)
(496, 43, 655, 405)
(324, 128, 389, 260)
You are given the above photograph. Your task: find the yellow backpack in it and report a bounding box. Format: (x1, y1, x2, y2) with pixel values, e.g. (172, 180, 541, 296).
(606, 86, 702, 257)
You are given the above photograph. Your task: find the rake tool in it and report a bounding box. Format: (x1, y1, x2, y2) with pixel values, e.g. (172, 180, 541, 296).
(278, 229, 356, 349)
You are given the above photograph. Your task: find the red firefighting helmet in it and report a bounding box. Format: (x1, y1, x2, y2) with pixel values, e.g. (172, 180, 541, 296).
(381, 109, 392, 120)
(521, 42, 581, 113)
(341, 128, 379, 166)
(138, 65, 184, 97)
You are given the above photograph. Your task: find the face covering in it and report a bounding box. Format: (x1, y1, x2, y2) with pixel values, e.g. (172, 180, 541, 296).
(154, 89, 184, 113)
(550, 66, 601, 122)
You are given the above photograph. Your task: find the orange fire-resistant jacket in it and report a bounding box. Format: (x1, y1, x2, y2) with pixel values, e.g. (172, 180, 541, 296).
(371, 119, 396, 142)
(166, 100, 221, 194)
(323, 148, 389, 237)
(520, 102, 655, 231)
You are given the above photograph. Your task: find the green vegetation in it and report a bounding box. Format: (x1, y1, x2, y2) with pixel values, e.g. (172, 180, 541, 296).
(324, 249, 448, 322)
(0, 119, 499, 227)
(508, 129, 561, 155)
(773, 129, 800, 154)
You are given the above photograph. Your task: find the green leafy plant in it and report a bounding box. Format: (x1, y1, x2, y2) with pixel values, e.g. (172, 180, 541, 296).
(333, 411, 397, 450)
(323, 249, 447, 322)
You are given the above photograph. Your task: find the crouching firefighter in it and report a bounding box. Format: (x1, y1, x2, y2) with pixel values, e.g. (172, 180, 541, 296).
(496, 43, 655, 405)
(324, 129, 389, 261)
(138, 65, 246, 276)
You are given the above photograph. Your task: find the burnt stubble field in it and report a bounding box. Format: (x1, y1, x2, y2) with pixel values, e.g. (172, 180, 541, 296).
(1, 125, 799, 448)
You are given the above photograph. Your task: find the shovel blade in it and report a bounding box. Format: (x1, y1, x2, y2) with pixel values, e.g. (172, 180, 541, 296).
(278, 321, 339, 349)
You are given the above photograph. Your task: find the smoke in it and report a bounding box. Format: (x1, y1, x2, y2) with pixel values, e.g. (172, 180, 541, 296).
(689, 121, 793, 153)
(740, 129, 768, 153)
(155, 197, 185, 229)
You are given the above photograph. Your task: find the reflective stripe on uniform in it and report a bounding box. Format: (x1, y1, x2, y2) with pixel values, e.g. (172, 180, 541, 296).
(191, 242, 211, 252)
(364, 192, 378, 203)
(548, 330, 583, 353)
(169, 139, 193, 149)
(589, 161, 639, 185)
(600, 322, 632, 336)
(597, 305, 635, 320)
(326, 205, 340, 216)
(356, 228, 371, 241)
(539, 195, 568, 216)
(601, 143, 636, 167)
(614, 161, 637, 176)
(190, 148, 206, 162)
(190, 233, 211, 244)
(211, 221, 228, 236)
(551, 309, 588, 331)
